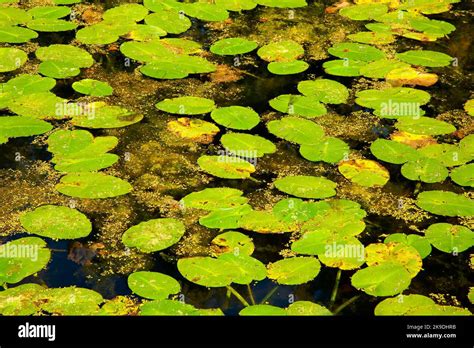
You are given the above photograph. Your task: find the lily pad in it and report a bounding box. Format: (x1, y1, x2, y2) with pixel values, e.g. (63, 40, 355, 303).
(339, 4, 388, 21)
(180, 187, 248, 210)
(127, 271, 181, 300)
(257, 40, 304, 62)
(156, 97, 215, 115)
(0, 116, 52, 144)
(0, 26, 38, 43)
(267, 61, 309, 75)
(239, 210, 299, 234)
(425, 223, 474, 253)
(286, 301, 332, 316)
(71, 104, 143, 129)
(210, 106, 260, 130)
(338, 159, 390, 187)
(254, 0, 308, 8)
(103, 3, 148, 22)
(26, 18, 77, 32)
(168, 118, 219, 143)
(267, 257, 321, 285)
(0, 283, 45, 315)
(395, 117, 455, 135)
(356, 87, 431, 112)
(0, 237, 51, 285)
(27, 6, 71, 19)
(211, 231, 254, 256)
(297, 79, 349, 104)
(323, 59, 367, 77)
(38, 61, 81, 79)
(36, 44, 93, 68)
(299, 137, 349, 164)
(197, 155, 255, 179)
(274, 176, 336, 199)
(182, 3, 229, 22)
(177, 257, 238, 287)
(210, 37, 258, 56)
(72, 79, 113, 96)
(122, 218, 185, 253)
(36, 287, 103, 315)
(218, 253, 266, 284)
(272, 198, 320, 223)
(365, 243, 422, 277)
(144, 10, 192, 34)
(221, 133, 276, 158)
(401, 158, 448, 183)
(328, 42, 385, 62)
(416, 191, 474, 217)
(140, 300, 198, 316)
(348, 31, 395, 45)
(0, 47, 27, 72)
(351, 263, 412, 297)
(267, 116, 325, 144)
(385, 233, 432, 259)
(269, 94, 327, 118)
(450, 164, 474, 187)
(239, 304, 286, 316)
(140, 56, 216, 79)
(56, 173, 133, 199)
(371, 139, 421, 164)
(199, 204, 253, 229)
(360, 59, 411, 79)
(20, 205, 92, 240)
(396, 50, 453, 67)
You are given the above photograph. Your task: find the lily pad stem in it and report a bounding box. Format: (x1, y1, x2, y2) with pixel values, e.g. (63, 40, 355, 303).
(329, 269, 342, 308)
(247, 284, 256, 305)
(333, 295, 360, 315)
(226, 285, 250, 307)
(260, 285, 279, 304)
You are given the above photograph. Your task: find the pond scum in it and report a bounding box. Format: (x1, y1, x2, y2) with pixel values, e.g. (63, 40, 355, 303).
(0, 0, 472, 317)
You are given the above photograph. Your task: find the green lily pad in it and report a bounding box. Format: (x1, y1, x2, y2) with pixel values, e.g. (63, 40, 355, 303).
(28, 6, 71, 19)
(239, 210, 299, 234)
(36, 287, 103, 315)
(56, 173, 133, 199)
(20, 205, 92, 240)
(127, 24, 167, 41)
(0, 116, 52, 144)
(0, 26, 38, 43)
(401, 158, 448, 183)
(396, 50, 453, 67)
(177, 256, 238, 287)
(395, 117, 455, 135)
(144, 9, 192, 34)
(416, 191, 474, 217)
(0, 47, 27, 72)
(0, 237, 51, 285)
(210, 37, 258, 55)
(197, 155, 255, 179)
(272, 198, 320, 223)
(218, 253, 266, 284)
(360, 59, 411, 79)
(180, 187, 248, 210)
(451, 163, 474, 187)
(267, 116, 325, 144)
(122, 218, 185, 253)
(323, 59, 367, 77)
(351, 263, 412, 297)
(385, 233, 432, 259)
(215, 0, 258, 11)
(257, 40, 304, 62)
(103, 3, 148, 22)
(297, 79, 349, 104)
(38, 61, 81, 79)
(339, 4, 388, 21)
(371, 139, 421, 164)
(210, 106, 260, 130)
(464, 99, 474, 116)
(72, 79, 113, 96)
(269, 94, 327, 118)
(156, 96, 215, 115)
(168, 117, 219, 142)
(127, 271, 181, 300)
(70, 104, 143, 129)
(274, 175, 337, 199)
(36, 44, 94, 68)
(339, 159, 390, 187)
(317, 238, 366, 270)
(356, 87, 431, 112)
(286, 301, 332, 316)
(267, 61, 309, 75)
(365, 243, 422, 277)
(299, 137, 349, 164)
(254, 0, 307, 8)
(267, 257, 321, 285)
(182, 3, 229, 22)
(417, 143, 471, 167)
(0, 7, 31, 25)
(199, 204, 253, 229)
(140, 56, 216, 79)
(26, 18, 77, 32)
(328, 42, 385, 62)
(0, 283, 45, 315)
(140, 300, 198, 316)
(239, 304, 286, 316)
(211, 231, 254, 256)
(375, 294, 471, 316)
(47, 129, 119, 172)
(221, 133, 276, 158)
(425, 223, 474, 253)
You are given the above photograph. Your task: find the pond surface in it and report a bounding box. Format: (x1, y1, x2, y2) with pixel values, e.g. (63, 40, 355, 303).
(0, 0, 473, 316)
